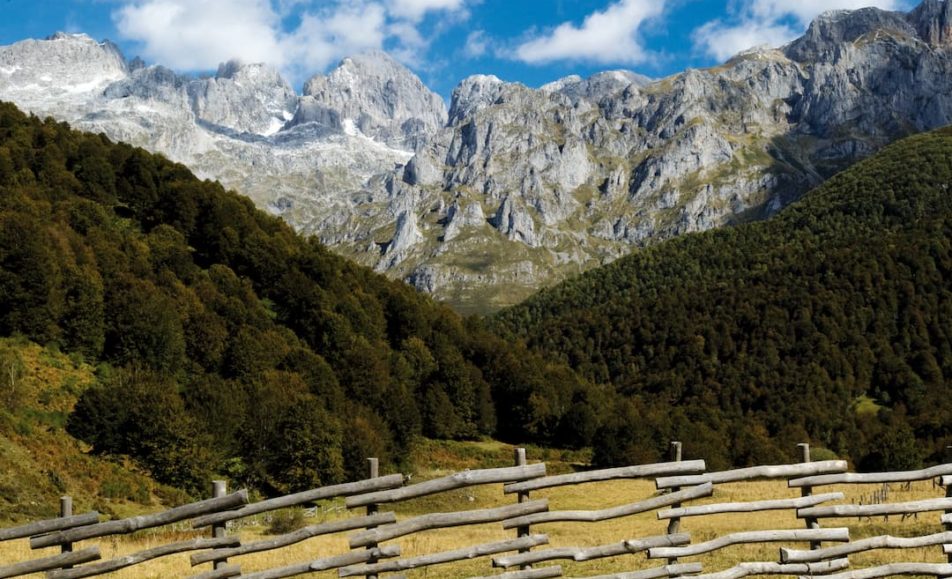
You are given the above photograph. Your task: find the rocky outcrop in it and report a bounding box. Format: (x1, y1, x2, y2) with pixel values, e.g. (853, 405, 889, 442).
(294, 50, 447, 149)
(443, 201, 487, 242)
(103, 65, 189, 103)
(189, 61, 298, 136)
(0, 33, 127, 117)
(910, 0, 952, 45)
(2, 0, 951, 312)
(0, 32, 127, 88)
(378, 209, 424, 269)
(492, 196, 539, 247)
(403, 145, 444, 187)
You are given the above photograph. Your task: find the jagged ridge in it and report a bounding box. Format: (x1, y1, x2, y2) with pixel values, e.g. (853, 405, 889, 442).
(1, 1, 951, 311)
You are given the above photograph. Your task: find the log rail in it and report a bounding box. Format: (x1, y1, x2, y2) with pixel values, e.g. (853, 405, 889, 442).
(1, 446, 950, 578)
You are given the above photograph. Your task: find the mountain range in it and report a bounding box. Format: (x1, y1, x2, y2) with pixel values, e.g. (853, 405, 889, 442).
(1, 0, 951, 311)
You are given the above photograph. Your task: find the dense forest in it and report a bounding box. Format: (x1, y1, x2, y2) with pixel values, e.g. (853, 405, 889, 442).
(496, 128, 952, 471)
(2, 100, 950, 495)
(0, 102, 606, 495)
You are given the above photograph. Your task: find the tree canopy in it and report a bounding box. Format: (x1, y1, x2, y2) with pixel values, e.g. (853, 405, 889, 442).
(0, 102, 602, 494)
(496, 127, 952, 470)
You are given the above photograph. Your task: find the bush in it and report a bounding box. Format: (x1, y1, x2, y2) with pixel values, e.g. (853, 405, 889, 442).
(266, 509, 306, 535)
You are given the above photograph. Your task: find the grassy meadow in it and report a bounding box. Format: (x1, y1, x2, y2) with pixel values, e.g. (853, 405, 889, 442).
(0, 440, 948, 578)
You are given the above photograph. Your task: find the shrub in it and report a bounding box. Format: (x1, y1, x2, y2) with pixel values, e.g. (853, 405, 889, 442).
(266, 509, 306, 535)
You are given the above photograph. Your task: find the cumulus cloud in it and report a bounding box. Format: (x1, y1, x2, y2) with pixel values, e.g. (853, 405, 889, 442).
(283, 2, 388, 73)
(693, 0, 906, 61)
(113, 0, 286, 70)
(385, 0, 468, 22)
(693, 18, 798, 62)
(464, 30, 488, 58)
(113, 0, 471, 83)
(513, 0, 665, 65)
(750, 0, 904, 25)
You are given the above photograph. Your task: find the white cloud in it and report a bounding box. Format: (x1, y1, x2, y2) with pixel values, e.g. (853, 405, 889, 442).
(464, 30, 488, 58)
(385, 0, 467, 22)
(113, 0, 286, 70)
(750, 0, 903, 25)
(513, 0, 665, 65)
(113, 0, 472, 84)
(693, 0, 906, 61)
(385, 19, 429, 63)
(283, 3, 388, 73)
(693, 19, 797, 62)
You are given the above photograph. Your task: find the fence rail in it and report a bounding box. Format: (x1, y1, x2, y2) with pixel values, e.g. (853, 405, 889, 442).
(3, 443, 952, 578)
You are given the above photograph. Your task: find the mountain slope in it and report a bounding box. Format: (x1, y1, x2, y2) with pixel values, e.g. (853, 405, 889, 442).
(495, 127, 952, 470)
(0, 337, 182, 523)
(2, 2, 951, 311)
(0, 102, 602, 495)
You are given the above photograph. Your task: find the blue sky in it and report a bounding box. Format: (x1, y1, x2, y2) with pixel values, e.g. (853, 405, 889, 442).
(0, 0, 911, 98)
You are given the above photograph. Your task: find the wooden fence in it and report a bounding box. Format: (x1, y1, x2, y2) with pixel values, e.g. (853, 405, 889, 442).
(3, 443, 952, 579)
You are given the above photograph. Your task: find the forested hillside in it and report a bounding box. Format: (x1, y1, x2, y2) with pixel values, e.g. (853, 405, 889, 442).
(496, 128, 952, 471)
(0, 102, 604, 496)
(4, 98, 950, 496)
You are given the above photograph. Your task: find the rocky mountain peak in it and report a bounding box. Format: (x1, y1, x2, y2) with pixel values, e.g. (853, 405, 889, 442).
(214, 60, 292, 91)
(46, 31, 88, 42)
(294, 49, 447, 149)
(909, 0, 952, 45)
(42, 32, 126, 64)
(189, 60, 297, 136)
(0, 32, 128, 115)
(447, 74, 506, 124)
(784, 6, 915, 61)
(307, 50, 405, 91)
(539, 75, 583, 93)
(551, 70, 651, 103)
(103, 64, 187, 104)
(1, 32, 126, 80)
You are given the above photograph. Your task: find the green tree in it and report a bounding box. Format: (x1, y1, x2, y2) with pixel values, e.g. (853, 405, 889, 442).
(68, 368, 212, 492)
(104, 276, 186, 373)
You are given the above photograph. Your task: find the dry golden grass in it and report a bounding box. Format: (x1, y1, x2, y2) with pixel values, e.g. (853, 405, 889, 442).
(1, 477, 947, 578)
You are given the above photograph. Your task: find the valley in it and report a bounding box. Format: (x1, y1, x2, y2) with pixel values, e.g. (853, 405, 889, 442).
(0, 2, 951, 577)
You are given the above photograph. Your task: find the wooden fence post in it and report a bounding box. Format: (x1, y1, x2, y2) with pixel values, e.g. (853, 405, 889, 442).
(515, 448, 531, 570)
(945, 447, 952, 567)
(366, 458, 379, 579)
(211, 480, 228, 570)
(60, 496, 73, 570)
(798, 443, 821, 550)
(666, 441, 683, 566)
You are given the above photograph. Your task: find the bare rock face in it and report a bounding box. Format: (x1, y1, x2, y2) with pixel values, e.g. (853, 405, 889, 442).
(910, 0, 952, 45)
(443, 201, 487, 242)
(447, 75, 506, 124)
(294, 50, 447, 149)
(492, 196, 539, 247)
(3, 1, 952, 312)
(0, 33, 127, 118)
(403, 145, 443, 187)
(189, 61, 298, 136)
(378, 210, 424, 270)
